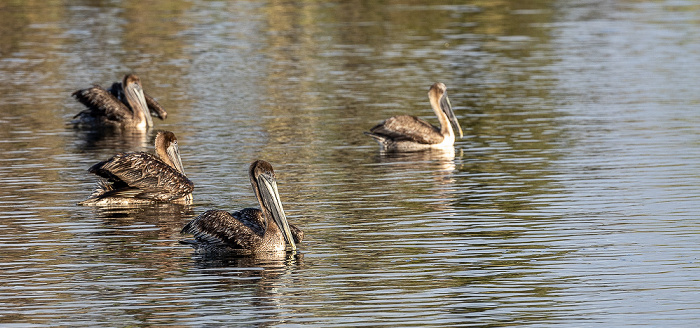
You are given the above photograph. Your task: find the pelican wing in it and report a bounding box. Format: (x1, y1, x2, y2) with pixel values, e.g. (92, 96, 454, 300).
(181, 208, 266, 249)
(107, 82, 124, 99)
(369, 115, 444, 144)
(88, 152, 194, 201)
(289, 223, 304, 244)
(72, 86, 130, 122)
(144, 92, 167, 120)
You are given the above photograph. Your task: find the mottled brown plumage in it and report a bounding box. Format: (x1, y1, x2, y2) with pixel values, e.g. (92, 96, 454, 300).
(80, 131, 193, 205)
(72, 74, 167, 129)
(365, 82, 463, 152)
(368, 115, 443, 144)
(181, 160, 302, 254)
(181, 208, 303, 252)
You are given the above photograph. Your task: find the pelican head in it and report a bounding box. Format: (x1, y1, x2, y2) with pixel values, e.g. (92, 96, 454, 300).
(154, 131, 186, 175)
(123, 74, 154, 128)
(429, 82, 463, 139)
(250, 160, 296, 251)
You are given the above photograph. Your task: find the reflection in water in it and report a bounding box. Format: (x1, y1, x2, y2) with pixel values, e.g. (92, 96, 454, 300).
(376, 146, 456, 164)
(90, 202, 195, 237)
(70, 128, 151, 155)
(375, 147, 458, 198)
(376, 147, 459, 219)
(0, 0, 699, 326)
(190, 251, 303, 273)
(182, 251, 305, 326)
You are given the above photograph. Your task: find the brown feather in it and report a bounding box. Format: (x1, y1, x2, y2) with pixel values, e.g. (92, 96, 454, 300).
(72, 86, 131, 125)
(87, 152, 193, 202)
(369, 115, 444, 145)
(181, 208, 304, 251)
(144, 92, 167, 120)
(181, 209, 266, 251)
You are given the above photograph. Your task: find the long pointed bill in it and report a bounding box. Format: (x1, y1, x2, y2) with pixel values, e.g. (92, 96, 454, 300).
(258, 174, 296, 251)
(126, 83, 154, 128)
(166, 142, 186, 176)
(441, 93, 463, 138)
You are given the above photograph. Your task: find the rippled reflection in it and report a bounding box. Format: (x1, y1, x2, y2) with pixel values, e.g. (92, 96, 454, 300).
(0, 0, 699, 326)
(190, 251, 303, 272)
(70, 128, 151, 154)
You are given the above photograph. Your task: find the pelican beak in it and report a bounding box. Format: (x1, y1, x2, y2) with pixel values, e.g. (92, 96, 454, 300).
(166, 141, 186, 176)
(257, 173, 297, 251)
(441, 92, 463, 138)
(126, 82, 154, 128)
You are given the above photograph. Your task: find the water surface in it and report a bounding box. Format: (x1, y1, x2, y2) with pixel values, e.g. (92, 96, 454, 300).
(1, 0, 699, 326)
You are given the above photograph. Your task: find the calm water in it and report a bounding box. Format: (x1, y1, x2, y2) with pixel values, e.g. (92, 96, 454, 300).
(1, 0, 699, 326)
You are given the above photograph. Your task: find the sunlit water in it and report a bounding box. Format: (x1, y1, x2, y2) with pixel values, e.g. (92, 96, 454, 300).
(1, 0, 699, 326)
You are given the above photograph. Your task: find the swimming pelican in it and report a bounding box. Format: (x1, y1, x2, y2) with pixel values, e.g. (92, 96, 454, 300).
(79, 131, 193, 205)
(72, 74, 167, 129)
(365, 82, 463, 152)
(181, 160, 303, 254)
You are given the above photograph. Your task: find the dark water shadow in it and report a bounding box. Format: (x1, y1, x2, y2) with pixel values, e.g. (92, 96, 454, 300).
(185, 251, 305, 281)
(373, 147, 459, 182)
(89, 202, 195, 236)
(69, 126, 153, 155)
(374, 147, 457, 164)
(178, 251, 306, 326)
(190, 251, 303, 269)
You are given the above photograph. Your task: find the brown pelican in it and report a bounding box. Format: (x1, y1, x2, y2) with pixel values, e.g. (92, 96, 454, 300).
(72, 74, 167, 129)
(181, 160, 303, 254)
(79, 131, 193, 206)
(365, 82, 463, 152)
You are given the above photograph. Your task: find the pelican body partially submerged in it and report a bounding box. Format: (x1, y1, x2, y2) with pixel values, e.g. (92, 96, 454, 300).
(72, 74, 167, 130)
(80, 131, 193, 206)
(365, 82, 463, 152)
(181, 160, 303, 254)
